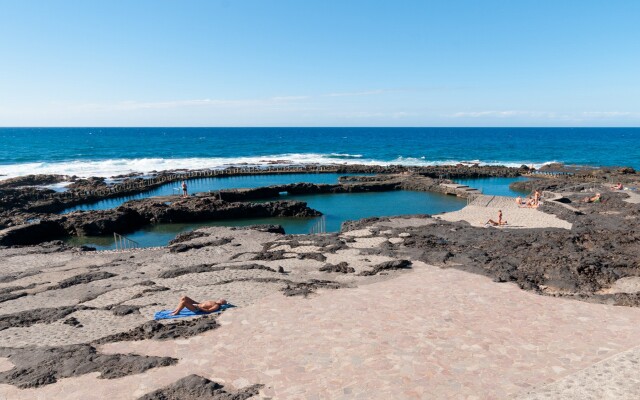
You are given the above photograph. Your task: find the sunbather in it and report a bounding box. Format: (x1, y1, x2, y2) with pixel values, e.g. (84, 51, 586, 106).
(583, 193, 602, 203)
(611, 182, 623, 190)
(170, 296, 227, 315)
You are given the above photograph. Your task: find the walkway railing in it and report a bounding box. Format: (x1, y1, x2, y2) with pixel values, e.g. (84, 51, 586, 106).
(525, 170, 575, 177)
(113, 232, 140, 251)
(41, 165, 343, 201)
(309, 216, 327, 234)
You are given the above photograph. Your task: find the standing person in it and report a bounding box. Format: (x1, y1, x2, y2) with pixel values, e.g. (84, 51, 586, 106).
(486, 210, 507, 226)
(533, 190, 541, 206)
(181, 181, 188, 198)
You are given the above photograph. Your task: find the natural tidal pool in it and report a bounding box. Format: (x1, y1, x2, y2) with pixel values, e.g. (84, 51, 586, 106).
(453, 177, 530, 197)
(65, 190, 466, 250)
(61, 173, 372, 213)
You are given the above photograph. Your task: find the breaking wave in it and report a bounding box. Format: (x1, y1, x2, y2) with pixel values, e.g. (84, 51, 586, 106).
(0, 153, 556, 180)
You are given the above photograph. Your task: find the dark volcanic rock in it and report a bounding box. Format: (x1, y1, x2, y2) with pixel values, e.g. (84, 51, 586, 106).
(60, 207, 148, 236)
(169, 237, 233, 253)
(252, 250, 290, 261)
(297, 252, 327, 262)
(47, 271, 117, 290)
(398, 209, 640, 301)
(94, 318, 220, 344)
(237, 224, 285, 234)
(281, 279, 343, 297)
(0, 270, 40, 284)
(359, 260, 412, 276)
(319, 262, 355, 274)
(158, 264, 218, 278)
(341, 217, 389, 232)
(109, 305, 142, 316)
(63, 317, 83, 328)
(0, 283, 35, 294)
(137, 374, 263, 400)
(0, 220, 68, 246)
(265, 234, 349, 253)
(0, 174, 67, 189)
(129, 197, 320, 224)
(168, 230, 208, 245)
(0, 306, 82, 331)
(0, 344, 177, 388)
(158, 263, 277, 279)
(0, 292, 28, 304)
(53, 197, 316, 241)
(140, 286, 171, 295)
(66, 177, 107, 191)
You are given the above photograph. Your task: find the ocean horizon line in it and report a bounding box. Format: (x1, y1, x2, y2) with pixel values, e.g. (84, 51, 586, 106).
(2, 126, 640, 129)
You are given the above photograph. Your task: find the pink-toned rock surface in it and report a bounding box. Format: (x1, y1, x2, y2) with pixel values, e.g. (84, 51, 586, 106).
(3, 261, 640, 399)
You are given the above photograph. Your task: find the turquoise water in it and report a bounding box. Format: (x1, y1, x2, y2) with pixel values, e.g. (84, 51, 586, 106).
(65, 190, 466, 250)
(453, 177, 530, 197)
(62, 173, 370, 213)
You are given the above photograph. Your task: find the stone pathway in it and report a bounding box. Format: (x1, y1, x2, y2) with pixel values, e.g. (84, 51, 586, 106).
(622, 190, 640, 204)
(4, 261, 640, 399)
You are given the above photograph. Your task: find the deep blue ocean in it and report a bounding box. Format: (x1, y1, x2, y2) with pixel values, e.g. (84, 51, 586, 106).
(1, 128, 639, 179)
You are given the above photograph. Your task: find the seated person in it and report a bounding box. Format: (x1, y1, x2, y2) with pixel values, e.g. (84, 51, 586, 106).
(611, 182, 623, 190)
(517, 197, 538, 208)
(533, 190, 541, 204)
(170, 296, 227, 315)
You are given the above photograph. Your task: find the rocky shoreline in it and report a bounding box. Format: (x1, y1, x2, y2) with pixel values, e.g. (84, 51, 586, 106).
(0, 163, 639, 397)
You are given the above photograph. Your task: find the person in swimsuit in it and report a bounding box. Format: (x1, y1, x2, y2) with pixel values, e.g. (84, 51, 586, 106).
(533, 190, 541, 205)
(181, 181, 188, 197)
(583, 193, 602, 203)
(486, 209, 507, 226)
(170, 296, 227, 315)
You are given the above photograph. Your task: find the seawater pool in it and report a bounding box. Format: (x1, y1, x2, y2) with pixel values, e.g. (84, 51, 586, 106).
(61, 173, 372, 213)
(453, 177, 530, 197)
(65, 190, 466, 250)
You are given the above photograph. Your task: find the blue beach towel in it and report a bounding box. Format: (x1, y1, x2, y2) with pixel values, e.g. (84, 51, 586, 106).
(154, 303, 235, 320)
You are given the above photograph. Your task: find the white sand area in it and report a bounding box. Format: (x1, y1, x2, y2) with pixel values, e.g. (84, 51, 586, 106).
(436, 195, 572, 230)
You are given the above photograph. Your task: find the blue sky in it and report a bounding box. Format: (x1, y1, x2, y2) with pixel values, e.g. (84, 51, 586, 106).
(0, 0, 638, 127)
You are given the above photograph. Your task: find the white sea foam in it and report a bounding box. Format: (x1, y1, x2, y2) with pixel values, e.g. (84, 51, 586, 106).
(0, 154, 554, 180)
(327, 153, 363, 158)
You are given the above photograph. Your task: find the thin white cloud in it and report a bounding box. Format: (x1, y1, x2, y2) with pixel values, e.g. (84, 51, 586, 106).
(74, 96, 309, 111)
(270, 96, 309, 101)
(579, 111, 636, 118)
(333, 111, 412, 119)
(449, 110, 640, 120)
(450, 111, 550, 118)
(69, 89, 403, 113)
(323, 90, 386, 97)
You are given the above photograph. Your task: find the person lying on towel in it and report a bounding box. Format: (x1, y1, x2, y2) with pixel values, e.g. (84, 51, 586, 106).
(170, 296, 227, 316)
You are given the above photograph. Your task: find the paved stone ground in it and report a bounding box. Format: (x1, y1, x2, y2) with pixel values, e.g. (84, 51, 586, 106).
(622, 190, 640, 204)
(518, 345, 640, 399)
(4, 261, 640, 399)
